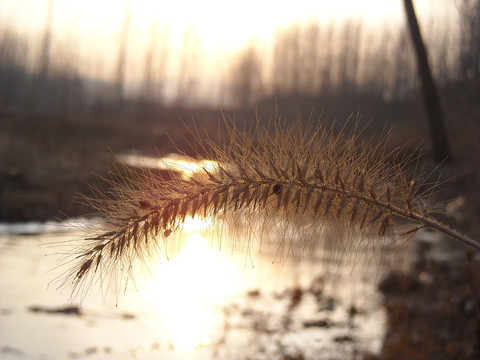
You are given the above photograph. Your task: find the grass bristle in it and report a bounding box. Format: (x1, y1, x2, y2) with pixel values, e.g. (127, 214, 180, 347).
(57, 112, 480, 299)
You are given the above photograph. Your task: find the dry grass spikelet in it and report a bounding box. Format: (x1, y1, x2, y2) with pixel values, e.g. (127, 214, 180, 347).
(56, 112, 480, 299)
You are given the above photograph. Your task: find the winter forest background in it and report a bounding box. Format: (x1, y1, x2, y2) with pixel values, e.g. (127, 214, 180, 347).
(0, 0, 478, 113)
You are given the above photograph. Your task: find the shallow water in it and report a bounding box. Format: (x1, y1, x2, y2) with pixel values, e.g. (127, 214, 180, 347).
(0, 219, 387, 360)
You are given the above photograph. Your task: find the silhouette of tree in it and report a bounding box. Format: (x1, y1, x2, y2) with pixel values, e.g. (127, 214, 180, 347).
(458, 0, 480, 80)
(230, 42, 263, 108)
(34, 0, 54, 112)
(115, 0, 131, 103)
(175, 26, 201, 106)
(403, 0, 450, 163)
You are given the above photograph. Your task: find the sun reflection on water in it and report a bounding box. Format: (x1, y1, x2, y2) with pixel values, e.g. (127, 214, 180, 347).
(117, 153, 235, 351)
(117, 152, 219, 179)
(163, 158, 219, 179)
(146, 217, 239, 351)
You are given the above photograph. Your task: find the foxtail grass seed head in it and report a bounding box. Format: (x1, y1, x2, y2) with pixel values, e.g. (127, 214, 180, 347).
(57, 112, 479, 300)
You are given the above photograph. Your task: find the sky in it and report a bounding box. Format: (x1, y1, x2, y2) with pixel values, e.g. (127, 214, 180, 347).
(0, 0, 410, 52)
(0, 0, 456, 102)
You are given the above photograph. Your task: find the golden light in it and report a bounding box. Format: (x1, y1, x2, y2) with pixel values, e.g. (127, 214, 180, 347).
(0, 0, 407, 77)
(182, 215, 214, 234)
(117, 153, 219, 179)
(146, 231, 240, 351)
(119, 153, 232, 351)
(160, 158, 219, 179)
(199, 160, 220, 174)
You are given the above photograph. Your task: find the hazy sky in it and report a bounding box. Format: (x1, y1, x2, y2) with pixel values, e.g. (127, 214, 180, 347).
(0, 0, 456, 103)
(0, 0, 411, 51)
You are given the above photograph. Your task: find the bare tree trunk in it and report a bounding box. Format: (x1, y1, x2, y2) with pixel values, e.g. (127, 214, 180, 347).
(34, 0, 54, 112)
(458, 0, 480, 80)
(175, 26, 200, 106)
(403, 0, 450, 163)
(115, 0, 131, 104)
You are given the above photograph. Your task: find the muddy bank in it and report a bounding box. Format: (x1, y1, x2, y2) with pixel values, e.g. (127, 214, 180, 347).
(0, 108, 221, 221)
(376, 255, 480, 360)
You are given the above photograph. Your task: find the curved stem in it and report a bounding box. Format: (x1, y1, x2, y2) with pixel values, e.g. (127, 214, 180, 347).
(229, 178, 480, 252)
(410, 215, 480, 251)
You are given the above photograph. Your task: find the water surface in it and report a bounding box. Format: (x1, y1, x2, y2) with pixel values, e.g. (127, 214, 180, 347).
(0, 218, 387, 360)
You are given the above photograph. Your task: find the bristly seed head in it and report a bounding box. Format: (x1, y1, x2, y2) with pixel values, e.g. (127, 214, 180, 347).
(57, 112, 479, 300)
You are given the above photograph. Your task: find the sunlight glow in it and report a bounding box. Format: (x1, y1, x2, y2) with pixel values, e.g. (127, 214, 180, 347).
(121, 152, 229, 351)
(160, 158, 219, 179)
(148, 233, 239, 351)
(0, 0, 407, 66)
(117, 153, 219, 179)
(116, 153, 236, 351)
(182, 215, 214, 234)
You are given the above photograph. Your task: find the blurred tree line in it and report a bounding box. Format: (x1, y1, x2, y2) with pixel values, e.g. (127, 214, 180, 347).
(0, 0, 478, 115)
(229, 0, 479, 108)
